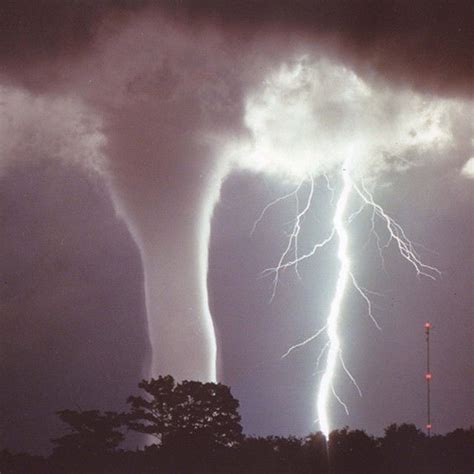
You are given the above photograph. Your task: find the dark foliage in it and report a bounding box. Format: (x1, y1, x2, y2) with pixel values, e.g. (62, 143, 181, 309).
(126, 375, 243, 449)
(379, 423, 426, 473)
(49, 409, 126, 472)
(51, 410, 125, 455)
(0, 450, 49, 474)
(328, 427, 379, 474)
(1, 378, 472, 473)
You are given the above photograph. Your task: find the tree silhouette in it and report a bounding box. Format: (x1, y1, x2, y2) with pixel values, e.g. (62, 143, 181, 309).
(329, 427, 378, 474)
(380, 423, 426, 473)
(126, 375, 243, 450)
(51, 409, 125, 457)
(2, 412, 471, 473)
(303, 432, 329, 472)
(427, 427, 474, 474)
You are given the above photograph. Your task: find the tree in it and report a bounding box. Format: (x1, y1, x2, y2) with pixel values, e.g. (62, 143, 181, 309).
(428, 427, 474, 474)
(126, 376, 243, 449)
(51, 409, 125, 458)
(0, 449, 49, 474)
(329, 427, 379, 474)
(380, 423, 426, 473)
(303, 432, 329, 473)
(236, 436, 307, 474)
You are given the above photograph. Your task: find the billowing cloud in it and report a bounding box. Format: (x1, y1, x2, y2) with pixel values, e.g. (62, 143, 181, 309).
(461, 157, 474, 179)
(0, 86, 105, 176)
(232, 57, 464, 181)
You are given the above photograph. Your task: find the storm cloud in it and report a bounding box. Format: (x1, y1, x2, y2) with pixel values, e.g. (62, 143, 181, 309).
(0, 0, 471, 95)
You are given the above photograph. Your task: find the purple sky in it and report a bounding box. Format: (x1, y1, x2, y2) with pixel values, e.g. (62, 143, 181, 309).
(0, 1, 472, 454)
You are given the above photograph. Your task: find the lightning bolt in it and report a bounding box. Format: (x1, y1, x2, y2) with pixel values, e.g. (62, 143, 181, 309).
(317, 162, 352, 438)
(256, 161, 440, 439)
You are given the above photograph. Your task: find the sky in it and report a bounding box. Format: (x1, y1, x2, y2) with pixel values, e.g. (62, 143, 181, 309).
(0, 0, 472, 454)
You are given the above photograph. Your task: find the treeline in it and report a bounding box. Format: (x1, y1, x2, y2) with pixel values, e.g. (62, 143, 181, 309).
(1, 376, 472, 473)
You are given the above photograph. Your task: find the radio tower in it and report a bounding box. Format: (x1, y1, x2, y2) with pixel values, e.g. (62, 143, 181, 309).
(424, 322, 432, 437)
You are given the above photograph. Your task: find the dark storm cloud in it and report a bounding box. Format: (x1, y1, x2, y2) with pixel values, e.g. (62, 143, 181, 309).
(164, 0, 473, 96)
(0, 0, 471, 95)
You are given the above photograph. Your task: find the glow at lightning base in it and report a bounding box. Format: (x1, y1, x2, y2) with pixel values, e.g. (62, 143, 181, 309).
(221, 57, 456, 438)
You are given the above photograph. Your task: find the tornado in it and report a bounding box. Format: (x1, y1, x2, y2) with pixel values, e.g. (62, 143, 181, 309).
(0, 11, 251, 383)
(82, 17, 250, 382)
(103, 104, 230, 380)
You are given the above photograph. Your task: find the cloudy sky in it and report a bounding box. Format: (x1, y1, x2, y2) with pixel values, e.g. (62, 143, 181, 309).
(0, 0, 472, 454)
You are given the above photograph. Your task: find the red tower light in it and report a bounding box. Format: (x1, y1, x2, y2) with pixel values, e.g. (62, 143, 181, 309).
(426, 423, 432, 430)
(425, 373, 432, 380)
(424, 322, 431, 329)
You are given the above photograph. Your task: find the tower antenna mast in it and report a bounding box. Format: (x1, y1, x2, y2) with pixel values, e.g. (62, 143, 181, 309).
(424, 322, 432, 437)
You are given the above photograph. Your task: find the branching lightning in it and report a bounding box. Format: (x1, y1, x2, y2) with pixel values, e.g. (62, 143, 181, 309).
(261, 176, 317, 301)
(353, 180, 441, 280)
(255, 161, 440, 439)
